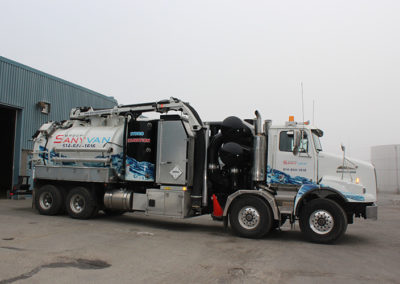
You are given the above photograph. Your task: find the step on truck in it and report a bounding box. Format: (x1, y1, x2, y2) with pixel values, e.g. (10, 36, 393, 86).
(32, 98, 377, 243)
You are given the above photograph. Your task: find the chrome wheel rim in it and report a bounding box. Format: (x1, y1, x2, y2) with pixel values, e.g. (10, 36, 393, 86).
(309, 210, 334, 235)
(39, 192, 53, 209)
(70, 194, 85, 214)
(238, 206, 260, 229)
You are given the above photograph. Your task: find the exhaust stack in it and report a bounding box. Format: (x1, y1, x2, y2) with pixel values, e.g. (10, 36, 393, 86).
(252, 111, 266, 182)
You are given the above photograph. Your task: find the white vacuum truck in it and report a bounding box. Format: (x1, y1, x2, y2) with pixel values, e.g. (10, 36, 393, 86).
(32, 98, 377, 243)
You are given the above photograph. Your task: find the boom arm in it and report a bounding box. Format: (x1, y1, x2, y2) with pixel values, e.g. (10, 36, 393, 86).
(70, 97, 203, 133)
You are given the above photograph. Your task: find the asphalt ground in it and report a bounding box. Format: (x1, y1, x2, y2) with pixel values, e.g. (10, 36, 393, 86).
(0, 193, 399, 284)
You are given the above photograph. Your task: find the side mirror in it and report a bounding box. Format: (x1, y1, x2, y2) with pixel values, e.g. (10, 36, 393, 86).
(293, 130, 301, 156)
(341, 143, 345, 152)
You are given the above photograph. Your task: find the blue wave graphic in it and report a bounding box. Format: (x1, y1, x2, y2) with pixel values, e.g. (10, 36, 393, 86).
(82, 161, 107, 167)
(266, 166, 365, 203)
(39, 146, 72, 165)
(295, 185, 365, 202)
(296, 184, 320, 200)
(111, 153, 154, 181)
(343, 193, 365, 201)
(126, 156, 154, 181)
(111, 153, 124, 172)
(267, 166, 313, 185)
(39, 147, 154, 181)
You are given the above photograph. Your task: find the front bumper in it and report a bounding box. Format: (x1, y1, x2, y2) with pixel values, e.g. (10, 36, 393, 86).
(365, 204, 378, 220)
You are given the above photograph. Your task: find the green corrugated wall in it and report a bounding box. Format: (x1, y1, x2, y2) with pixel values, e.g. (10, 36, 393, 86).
(0, 56, 118, 190)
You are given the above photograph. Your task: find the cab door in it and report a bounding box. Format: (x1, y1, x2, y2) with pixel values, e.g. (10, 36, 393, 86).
(272, 129, 316, 184)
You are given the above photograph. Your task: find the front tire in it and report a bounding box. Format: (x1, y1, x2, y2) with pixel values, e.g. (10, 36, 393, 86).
(66, 186, 98, 219)
(35, 184, 64, 215)
(229, 196, 273, 238)
(299, 198, 348, 244)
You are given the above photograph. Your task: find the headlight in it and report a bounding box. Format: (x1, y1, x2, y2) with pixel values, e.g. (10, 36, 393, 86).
(355, 177, 360, 184)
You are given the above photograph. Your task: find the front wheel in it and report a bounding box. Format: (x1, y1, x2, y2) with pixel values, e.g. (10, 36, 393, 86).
(229, 196, 273, 238)
(299, 198, 348, 244)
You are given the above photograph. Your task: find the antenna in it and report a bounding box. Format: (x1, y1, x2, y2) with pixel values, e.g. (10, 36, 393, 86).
(312, 99, 315, 125)
(301, 82, 305, 124)
(299, 82, 305, 151)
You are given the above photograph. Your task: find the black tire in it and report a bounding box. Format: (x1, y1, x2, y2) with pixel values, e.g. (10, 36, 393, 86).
(66, 186, 98, 219)
(299, 198, 348, 244)
(229, 196, 273, 238)
(35, 184, 64, 215)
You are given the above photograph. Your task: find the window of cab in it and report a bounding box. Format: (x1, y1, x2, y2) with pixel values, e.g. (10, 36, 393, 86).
(279, 131, 309, 153)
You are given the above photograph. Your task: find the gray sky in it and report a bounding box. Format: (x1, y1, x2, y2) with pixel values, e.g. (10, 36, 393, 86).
(1, 0, 399, 161)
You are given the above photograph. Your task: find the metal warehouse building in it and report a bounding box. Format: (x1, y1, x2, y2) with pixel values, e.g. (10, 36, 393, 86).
(0, 56, 117, 198)
(371, 144, 400, 194)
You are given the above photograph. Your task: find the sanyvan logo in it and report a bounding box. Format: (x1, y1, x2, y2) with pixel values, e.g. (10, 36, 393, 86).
(54, 134, 111, 145)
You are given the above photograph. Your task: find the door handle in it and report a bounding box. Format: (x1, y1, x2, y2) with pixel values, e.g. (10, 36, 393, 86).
(299, 153, 312, 158)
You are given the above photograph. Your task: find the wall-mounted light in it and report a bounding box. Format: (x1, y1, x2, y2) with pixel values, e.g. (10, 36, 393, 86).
(37, 101, 50, 114)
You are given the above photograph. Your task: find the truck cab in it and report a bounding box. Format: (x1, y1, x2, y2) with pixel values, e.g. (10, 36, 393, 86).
(268, 118, 377, 205)
(264, 118, 377, 241)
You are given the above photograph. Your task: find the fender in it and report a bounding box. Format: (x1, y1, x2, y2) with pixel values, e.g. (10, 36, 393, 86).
(223, 189, 279, 220)
(294, 185, 348, 216)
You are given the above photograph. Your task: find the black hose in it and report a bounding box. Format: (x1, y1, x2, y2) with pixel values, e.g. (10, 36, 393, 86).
(207, 133, 232, 188)
(208, 133, 224, 167)
(43, 136, 48, 165)
(184, 102, 203, 126)
(191, 128, 206, 203)
(121, 115, 129, 177)
(184, 102, 206, 205)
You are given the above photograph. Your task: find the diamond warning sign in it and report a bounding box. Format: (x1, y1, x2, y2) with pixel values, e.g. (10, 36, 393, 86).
(170, 166, 183, 180)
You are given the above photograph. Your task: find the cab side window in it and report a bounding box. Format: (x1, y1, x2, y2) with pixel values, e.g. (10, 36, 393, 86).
(279, 131, 294, 152)
(279, 131, 308, 153)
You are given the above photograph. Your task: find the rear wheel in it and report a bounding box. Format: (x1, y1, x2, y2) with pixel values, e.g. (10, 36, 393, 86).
(66, 186, 98, 219)
(229, 196, 273, 238)
(299, 198, 348, 244)
(35, 184, 64, 215)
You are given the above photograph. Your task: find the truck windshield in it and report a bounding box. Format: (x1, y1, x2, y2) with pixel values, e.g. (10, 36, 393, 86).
(312, 130, 323, 152)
